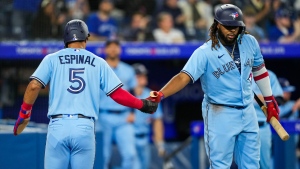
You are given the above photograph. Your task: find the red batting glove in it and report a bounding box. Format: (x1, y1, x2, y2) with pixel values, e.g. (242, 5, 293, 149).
(147, 91, 164, 103)
(264, 96, 280, 122)
(13, 102, 32, 135)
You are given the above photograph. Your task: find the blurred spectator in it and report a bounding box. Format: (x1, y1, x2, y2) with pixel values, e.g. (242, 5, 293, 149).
(114, 0, 157, 19)
(153, 12, 185, 44)
(296, 0, 300, 12)
(66, 0, 90, 21)
(31, 0, 67, 39)
(278, 77, 298, 120)
(268, 8, 300, 43)
(0, 0, 13, 40)
(236, 0, 271, 32)
(213, 0, 232, 13)
(11, 0, 42, 39)
(86, 0, 118, 41)
(178, 0, 213, 41)
(243, 7, 268, 42)
(121, 12, 154, 42)
(158, 0, 186, 33)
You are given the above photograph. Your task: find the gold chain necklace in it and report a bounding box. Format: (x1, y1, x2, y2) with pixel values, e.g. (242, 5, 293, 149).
(224, 42, 236, 59)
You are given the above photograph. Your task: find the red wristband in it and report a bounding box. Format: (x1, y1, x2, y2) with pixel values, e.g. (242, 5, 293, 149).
(21, 102, 33, 111)
(19, 111, 31, 119)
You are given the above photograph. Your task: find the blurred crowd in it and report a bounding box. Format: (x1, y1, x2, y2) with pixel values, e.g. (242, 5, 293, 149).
(0, 0, 300, 43)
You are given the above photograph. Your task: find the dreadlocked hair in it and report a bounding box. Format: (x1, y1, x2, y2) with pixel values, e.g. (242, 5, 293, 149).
(206, 20, 219, 51)
(206, 20, 250, 51)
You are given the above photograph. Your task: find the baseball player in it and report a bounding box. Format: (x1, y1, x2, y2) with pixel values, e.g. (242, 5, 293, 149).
(132, 63, 165, 169)
(148, 4, 280, 168)
(13, 19, 158, 169)
(278, 77, 299, 120)
(98, 39, 138, 169)
(252, 70, 284, 169)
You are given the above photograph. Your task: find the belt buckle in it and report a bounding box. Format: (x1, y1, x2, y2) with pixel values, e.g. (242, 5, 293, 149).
(63, 114, 78, 119)
(68, 114, 75, 118)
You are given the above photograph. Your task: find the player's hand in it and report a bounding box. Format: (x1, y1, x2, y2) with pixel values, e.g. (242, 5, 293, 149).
(264, 96, 280, 122)
(13, 106, 32, 136)
(139, 99, 158, 114)
(126, 113, 135, 123)
(155, 141, 166, 157)
(148, 91, 164, 103)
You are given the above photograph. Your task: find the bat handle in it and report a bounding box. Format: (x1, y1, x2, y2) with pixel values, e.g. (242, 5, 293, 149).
(150, 91, 158, 97)
(262, 105, 290, 141)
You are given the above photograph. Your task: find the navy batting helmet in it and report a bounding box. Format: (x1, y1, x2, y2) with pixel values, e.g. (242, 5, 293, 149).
(132, 63, 148, 75)
(63, 19, 90, 47)
(214, 4, 245, 27)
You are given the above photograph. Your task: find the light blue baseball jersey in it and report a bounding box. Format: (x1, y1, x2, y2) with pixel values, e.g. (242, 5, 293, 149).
(134, 87, 163, 135)
(99, 61, 136, 111)
(182, 34, 264, 106)
(30, 48, 122, 119)
(252, 70, 283, 121)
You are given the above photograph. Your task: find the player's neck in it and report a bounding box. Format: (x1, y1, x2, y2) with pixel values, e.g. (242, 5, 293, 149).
(106, 57, 120, 68)
(68, 42, 86, 49)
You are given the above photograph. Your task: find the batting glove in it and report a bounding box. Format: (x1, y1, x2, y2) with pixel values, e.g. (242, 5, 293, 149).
(139, 99, 158, 114)
(13, 102, 32, 135)
(148, 91, 164, 103)
(264, 96, 280, 122)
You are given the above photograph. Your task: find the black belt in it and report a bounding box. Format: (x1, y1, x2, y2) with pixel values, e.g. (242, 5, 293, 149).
(51, 114, 92, 119)
(258, 121, 266, 127)
(106, 110, 127, 114)
(211, 103, 246, 109)
(135, 133, 147, 138)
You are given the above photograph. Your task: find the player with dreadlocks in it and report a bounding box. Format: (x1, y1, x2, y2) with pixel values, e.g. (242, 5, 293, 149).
(147, 4, 280, 168)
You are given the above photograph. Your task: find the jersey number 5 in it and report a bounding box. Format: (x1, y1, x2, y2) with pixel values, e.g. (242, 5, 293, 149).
(67, 68, 86, 94)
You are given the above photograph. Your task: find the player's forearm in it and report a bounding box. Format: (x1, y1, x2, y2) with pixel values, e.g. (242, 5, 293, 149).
(160, 72, 191, 98)
(253, 64, 273, 97)
(110, 87, 143, 109)
(23, 80, 42, 104)
(153, 119, 164, 143)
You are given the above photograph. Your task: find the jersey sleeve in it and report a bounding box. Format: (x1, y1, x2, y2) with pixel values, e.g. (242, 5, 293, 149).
(100, 61, 123, 96)
(30, 55, 52, 88)
(268, 71, 284, 97)
(181, 48, 207, 83)
(252, 37, 265, 67)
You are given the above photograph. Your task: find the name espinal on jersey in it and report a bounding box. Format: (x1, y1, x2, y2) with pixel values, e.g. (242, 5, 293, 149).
(59, 55, 96, 67)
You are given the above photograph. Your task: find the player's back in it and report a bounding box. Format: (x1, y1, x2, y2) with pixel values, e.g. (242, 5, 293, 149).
(32, 48, 109, 119)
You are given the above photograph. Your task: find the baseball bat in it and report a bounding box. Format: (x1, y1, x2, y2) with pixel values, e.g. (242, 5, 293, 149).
(15, 118, 30, 135)
(162, 136, 192, 169)
(150, 91, 157, 97)
(253, 92, 289, 141)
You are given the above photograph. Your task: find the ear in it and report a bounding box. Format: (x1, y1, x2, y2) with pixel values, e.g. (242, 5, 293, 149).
(217, 23, 220, 29)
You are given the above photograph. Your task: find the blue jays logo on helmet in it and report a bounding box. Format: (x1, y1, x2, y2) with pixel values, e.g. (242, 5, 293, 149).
(229, 12, 239, 20)
(73, 34, 78, 40)
(214, 4, 245, 27)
